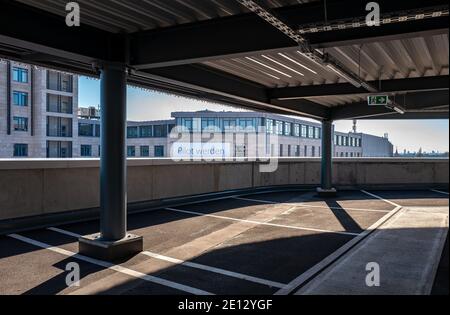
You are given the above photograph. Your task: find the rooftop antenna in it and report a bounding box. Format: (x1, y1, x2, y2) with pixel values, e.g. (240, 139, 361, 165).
(352, 119, 357, 133)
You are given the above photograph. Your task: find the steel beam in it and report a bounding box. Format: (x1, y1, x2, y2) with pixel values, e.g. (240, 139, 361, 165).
(129, 0, 448, 68)
(331, 89, 449, 120)
(269, 76, 450, 100)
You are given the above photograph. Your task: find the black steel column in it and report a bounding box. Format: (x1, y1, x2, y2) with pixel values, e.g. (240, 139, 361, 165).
(79, 61, 142, 260)
(100, 63, 127, 241)
(318, 119, 336, 196)
(6, 61, 11, 135)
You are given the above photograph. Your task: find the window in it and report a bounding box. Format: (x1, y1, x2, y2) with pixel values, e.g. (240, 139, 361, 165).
(287, 145, 291, 156)
(304, 145, 308, 157)
(312, 146, 316, 157)
(155, 145, 164, 157)
(14, 144, 28, 157)
(47, 94, 72, 113)
(153, 125, 167, 137)
(60, 96, 72, 114)
(284, 122, 291, 136)
(47, 94, 58, 112)
(301, 125, 307, 138)
(13, 91, 28, 106)
(296, 145, 300, 157)
(140, 126, 152, 138)
(276, 121, 283, 135)
(61, 74, 73, 92)
(314, 127, 321, 139)
(13, 117, 28, 131)
(47, 141, 72, 158)
(79, 123, 94, 137)
(47, 71, 73, 92)
(180, 118, 193, 132)
(239, 118, 255, 131)
(95, 124, 100, 138)
(308, 126, 314, 138)
(294, 124, 300, 137)
(279, 144, 283, 157)
(127, 126, 138, 138)
(47, 117, 72, 137)
(168, 124, 175, 135)
(81, 145, 92, 157)
(202, 118, 217, 131)
(223, 118, 237, 131)
(140, 146, 150, 157)
(13, 67, 28, 83)
(266, 119, 274, 134)
(127, 146, 136, 157)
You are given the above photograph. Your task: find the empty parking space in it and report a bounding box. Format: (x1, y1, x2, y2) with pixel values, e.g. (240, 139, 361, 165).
(366, 190, 449, 207)
(267, 206, 388, 234)
(187, 225, 353, 284)
(1, 189, 447, 295)
(240, 190, 396, 211)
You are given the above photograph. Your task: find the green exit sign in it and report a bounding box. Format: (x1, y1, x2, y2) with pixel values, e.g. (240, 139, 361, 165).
(367, 95, 389, 106)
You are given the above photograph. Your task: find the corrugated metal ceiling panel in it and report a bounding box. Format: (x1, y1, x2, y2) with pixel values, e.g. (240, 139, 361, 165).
(204, 33, 449, 89)
(16, 0, 318, 33)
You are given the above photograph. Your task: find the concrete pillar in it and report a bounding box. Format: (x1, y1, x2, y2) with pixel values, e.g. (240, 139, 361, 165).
(317, 119, 337, 197)
(79, 62, 142, 261)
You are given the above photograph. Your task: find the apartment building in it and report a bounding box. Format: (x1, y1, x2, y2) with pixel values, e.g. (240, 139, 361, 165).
(0, 60, 78, 158)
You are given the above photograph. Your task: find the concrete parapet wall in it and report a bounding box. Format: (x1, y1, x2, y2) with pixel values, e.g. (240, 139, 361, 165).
(0, 158, 448, 221)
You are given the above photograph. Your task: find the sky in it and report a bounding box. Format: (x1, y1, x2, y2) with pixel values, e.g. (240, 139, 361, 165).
(79, 76, 449, 153)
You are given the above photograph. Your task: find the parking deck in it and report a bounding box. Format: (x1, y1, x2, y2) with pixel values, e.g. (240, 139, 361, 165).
(0, 189, 448, 295)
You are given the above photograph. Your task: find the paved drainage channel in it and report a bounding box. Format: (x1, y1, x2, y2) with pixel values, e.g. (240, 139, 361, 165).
(6, 190, 403, 295)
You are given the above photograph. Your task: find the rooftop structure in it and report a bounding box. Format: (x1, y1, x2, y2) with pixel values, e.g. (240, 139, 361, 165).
(0, 1, 447, 296)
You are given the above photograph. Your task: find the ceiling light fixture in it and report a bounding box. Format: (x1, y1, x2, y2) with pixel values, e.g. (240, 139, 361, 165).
(245, 57, 292, 78)
(261, 55, 304, 76)
(278, 53, 318, 74)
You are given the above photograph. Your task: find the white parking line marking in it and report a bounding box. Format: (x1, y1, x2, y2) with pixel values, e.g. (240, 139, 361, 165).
(233, 196, 391, 213)
(165, 207, 359, 237)
(47, 227, 286, 289)
(142, 251, 286, 289)
(275, 205, 403, 295)
(430, 189, 449, 196)
(48, 227, 82, 238)
(8, 233, 212, 295)
(130, 189, 310, 216)
(360, 190, 401, 208)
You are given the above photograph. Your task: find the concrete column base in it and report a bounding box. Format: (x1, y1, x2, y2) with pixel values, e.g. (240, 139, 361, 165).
(79, 233, 143, 261)
(316, 187, 337, 198)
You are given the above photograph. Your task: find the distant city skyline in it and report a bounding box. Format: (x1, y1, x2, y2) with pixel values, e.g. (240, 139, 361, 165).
(79, 76, 449, 153)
